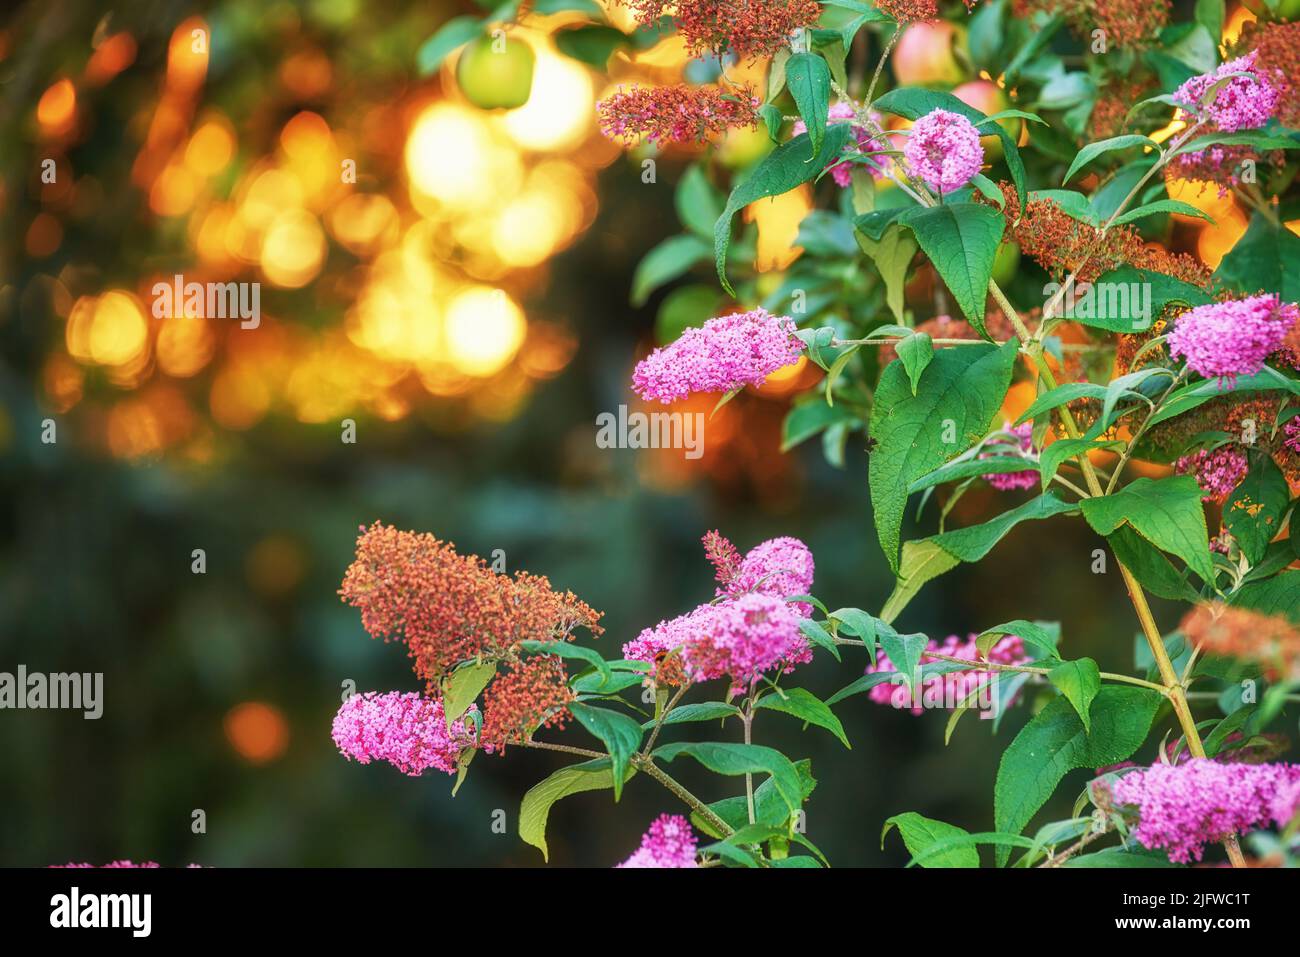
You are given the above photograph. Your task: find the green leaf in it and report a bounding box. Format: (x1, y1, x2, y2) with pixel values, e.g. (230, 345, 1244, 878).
(879, 539, 961, 625)
(880, 630, 929, 692)
(568, 703, 644, 800)
(1072, 265, 1211, 333)
(869, 340, 1018, 571)
(909, 454, 1038, 493)
(1108, 525, 1201, 602)
(696, 759, 818, 837)
(785, 53, 831, 155)
(643, 701, 742, 728)
(907, 831, 1038, 867)
(1047, 657, 1101, 733)
(896, 332, 934, 397)
(1110, 199, 1214, 227)
(1223, 453, 1291, 565)
(994, 686, 1161, 865)
(1193, 0, 1224, 50)
(1040, 438, 1123, 490)
(442, 660, 497, 729)
(798, 617, 841, 661)
(416, 17, 484, 76)
(930, 491, 1079, 562)
(1214, 213, 1300, 301)
(1063, 848, 1180, 867)
(855, 224, 918, 323)
(675, 165, 724, 238)
(715, 125, 854, 295)
(782, 397, 857, 451)
(1015, 382, 1107, 426)
(826, 670, 903, 706)
(896, 204, 1005, 335)
(882, 812, 979, 867)
(755, 687, 851, 748)
(829, 607, 880, 665)
(630, 235, 711, 307)
(653, 742, 804, 813)
(1231, 569, 1300, 626)
(874, 87, 1027, 209)
(1147, 367, 1300, 427)
(1079, 476, 1215, 583)
(1063, 135, 1158, 185)
(553, 25, 628, 67)
(976, 619, 1061, 661)
(519, 758, 633, 861)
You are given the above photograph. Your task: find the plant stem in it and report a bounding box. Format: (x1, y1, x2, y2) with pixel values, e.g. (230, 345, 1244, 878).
(521, 740, 603, 759)
(642, 683, 689, 756)
(743, 680, 758, 825)
(633, 756, 735, 837)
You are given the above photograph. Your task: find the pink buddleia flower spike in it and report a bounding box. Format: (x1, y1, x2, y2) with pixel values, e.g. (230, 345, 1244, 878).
(1174, 446, 1248, 502)
(1110, 759, 1300, 863)
(631, 308, 805, 404)
(902, 108, 984, 195)
(331, 691, 474, 776)
(863, 633, 1030, 715)
(1173, 52, 1280, 133)
(721, 536, 816, 615)
(617, 814, 699, 867)
(701, 530, 742, 588)
(1166, 294, 1298, 388)
(982, 421, 1038, 491)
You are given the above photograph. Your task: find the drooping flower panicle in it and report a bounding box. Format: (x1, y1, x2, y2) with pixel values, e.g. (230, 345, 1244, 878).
(1180, 603, 1300, 683)
(597, 84, 759, 145)
(1166, 294, 1298, 387)
(631, 308, 804, 404)
(903, 108, 984, 195)
(479, 656, 575, 753)
(982, 421, 1038, 491)
(624, 0, 821, 61)
(1108, 759, 1300, 863)
(1173, 52, 1280, 134)
(863, 633, 1030, 715)
(1174, 446, 1249, 502)
(718, 534, 816, 615)
(618, 813, 699, 867)
(332, 691, 474, 776)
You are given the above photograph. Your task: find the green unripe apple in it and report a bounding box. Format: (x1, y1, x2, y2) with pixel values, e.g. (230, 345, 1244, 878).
(456, 34, 535, 111)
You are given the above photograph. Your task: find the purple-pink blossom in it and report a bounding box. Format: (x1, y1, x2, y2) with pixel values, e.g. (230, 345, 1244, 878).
(1166, 294, 1298, 387)
(625, 592, 812, 689)
(618, 813, 698, 868)
(331, 691, 474, 776)
(631, 308, 804, 404)
(863, 633, 1029, 715)
(1272, 778, 1300, 828)
(982, 421, 1038, 491)
(793, 101, 889, 186)
(720, 535, 816, 615)
(902, 108, 984, 195)
(1284, 415, 1300, 456)
(1173, 52, 1280, 133)
(1109, 759, 1300, 863)
(1174, 446, 1249, 502)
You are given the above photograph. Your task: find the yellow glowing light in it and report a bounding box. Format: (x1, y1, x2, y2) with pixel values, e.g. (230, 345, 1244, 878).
(1223, 5, 1256, 46)
(210, 360, 272, 430)
(1197, 205, 1249, 269)
(500, 46, 594, 152)
(406, 103, 522, 211)
(328, 193, 398, 254)
(1148, 116, 1187, 146)
(1167, 176, 1238, 222)
(261, 209, 326, 287)
(747, 185, 811, 272)
(166, 18, 209, 93)
(238, 167, 306, 229)
(156, 317, 215, 378)
(444, 286, 526, 377)
(37, 78, 76, 134)
(186, 118, 235, 176)
(150, 162, 199, 216)
(68, 291, 149, 368)
(492, 190, 569, 266)
(107, 397, 165, 459)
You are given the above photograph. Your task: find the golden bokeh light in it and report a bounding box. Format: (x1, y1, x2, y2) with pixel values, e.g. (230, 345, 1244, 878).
(261, 208, 326, 287)
(224, 701, 290, 764)
(36, 78, 77, 135)
(499, 39, 595, 152)
(444, 286, 527, 377)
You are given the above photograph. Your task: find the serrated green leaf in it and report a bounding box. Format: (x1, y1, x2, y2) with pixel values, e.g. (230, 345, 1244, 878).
(882, 812, 979, 867)
(1063, 135, 1158, 185)
(568, 702, 644, 800)
(1047, 657, 1101, 733)
(519, 758, 633, 861)
(653, 742, 804, 813)
(1080, 476, 1215, 583)
(442, 660, 497, 729)
(755, 687, 851, 748)
(786, 52, 831, 155)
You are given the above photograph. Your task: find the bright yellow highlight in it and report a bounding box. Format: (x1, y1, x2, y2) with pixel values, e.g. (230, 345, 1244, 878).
(444, 286, 526, 377)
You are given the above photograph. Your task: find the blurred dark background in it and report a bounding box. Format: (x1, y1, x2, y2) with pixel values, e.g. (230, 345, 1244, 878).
(0, 0, 1180, 867)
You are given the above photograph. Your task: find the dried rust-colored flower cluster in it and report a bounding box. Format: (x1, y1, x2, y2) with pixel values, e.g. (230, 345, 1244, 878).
(340, 522, 603, 750)
(875, 0, 940, 22)
(597, 84, 759, 145)
(625, 0, 822, 60)
(1181, 604, 1300, 682)
(1012, 0, 1169, 49)
(1236, 20, 1300, 128)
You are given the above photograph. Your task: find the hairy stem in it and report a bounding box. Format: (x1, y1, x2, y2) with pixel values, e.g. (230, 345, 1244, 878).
(633, 756, 735, 838)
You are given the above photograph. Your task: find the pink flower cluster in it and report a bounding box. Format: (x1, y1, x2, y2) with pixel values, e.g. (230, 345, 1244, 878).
(1174, 446, 1249, 502)
(863, 633, 1029, 715)
(982, 421, 1038, 491)
(792, 102, 889, 187)
(331, 691, 474, 776)
(631, 308, 804, 404)
(1272, 778, 1300, 829)
(1110, 759, 1300, 863)
(1167, 294, 1298, 387)
(1284, 415, 1300, 456)
(618, 814, 698, 868)
(1173, 52, 1280, 133)
(52, 861, 161, 868)
(626, 592, 812, 689)
(902, 108, 984, 195)
(1172, 144, 1259, 198)
(718, 535, 816, 615)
